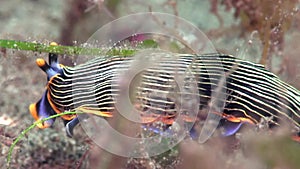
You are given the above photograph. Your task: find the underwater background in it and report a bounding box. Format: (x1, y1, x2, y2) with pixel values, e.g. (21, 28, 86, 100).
(0, 0, 300, 168)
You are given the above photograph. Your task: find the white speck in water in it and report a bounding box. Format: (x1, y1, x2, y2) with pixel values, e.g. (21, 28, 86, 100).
(148, 161, 155, 168)
(293, 7, 298, 12)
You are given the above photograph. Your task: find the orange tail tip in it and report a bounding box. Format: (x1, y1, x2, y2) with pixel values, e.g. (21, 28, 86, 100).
(29, 103, 39, 121)
(35, 120, 52, 129)
(29, 103, 52, 129)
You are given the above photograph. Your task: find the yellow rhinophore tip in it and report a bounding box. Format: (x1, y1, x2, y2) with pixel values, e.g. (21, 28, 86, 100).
(50, 42, 58, 46)
(36, 58, 46, 67)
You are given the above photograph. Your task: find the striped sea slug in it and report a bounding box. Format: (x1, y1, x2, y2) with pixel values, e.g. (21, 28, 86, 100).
(29, 43, 300, 141)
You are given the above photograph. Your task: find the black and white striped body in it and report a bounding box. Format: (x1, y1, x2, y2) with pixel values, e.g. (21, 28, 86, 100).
(47, 53, 300, 135)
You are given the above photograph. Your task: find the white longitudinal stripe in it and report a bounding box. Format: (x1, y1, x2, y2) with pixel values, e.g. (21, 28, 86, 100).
(229, 75, 300, 117)
(199, 58, 296, 94)
(229, 89, 299, 127)
(52, 93, 116, 107)
(64, 57, 130, 74)
(50, 78, 115, 94)
(50, 86, 118, 104)
(224, 65, 298, 114)
(50, 86, 116, 102)
(63, 67, 121, 81)
(195, 64, 300, 114)
(202, 64, 288, 91)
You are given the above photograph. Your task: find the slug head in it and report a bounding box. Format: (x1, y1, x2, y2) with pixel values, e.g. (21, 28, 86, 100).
(29, 42, 72, 128)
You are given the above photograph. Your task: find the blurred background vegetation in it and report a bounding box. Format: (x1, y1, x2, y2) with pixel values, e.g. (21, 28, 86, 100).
(0, 0, 300, 168)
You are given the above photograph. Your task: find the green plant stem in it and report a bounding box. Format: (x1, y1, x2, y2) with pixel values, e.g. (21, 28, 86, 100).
(0, 39, 136, 56)
(6, 111, 85, 168)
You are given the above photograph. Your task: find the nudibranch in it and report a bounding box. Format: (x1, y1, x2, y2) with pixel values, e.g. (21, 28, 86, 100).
(29, 43, 300, 140)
